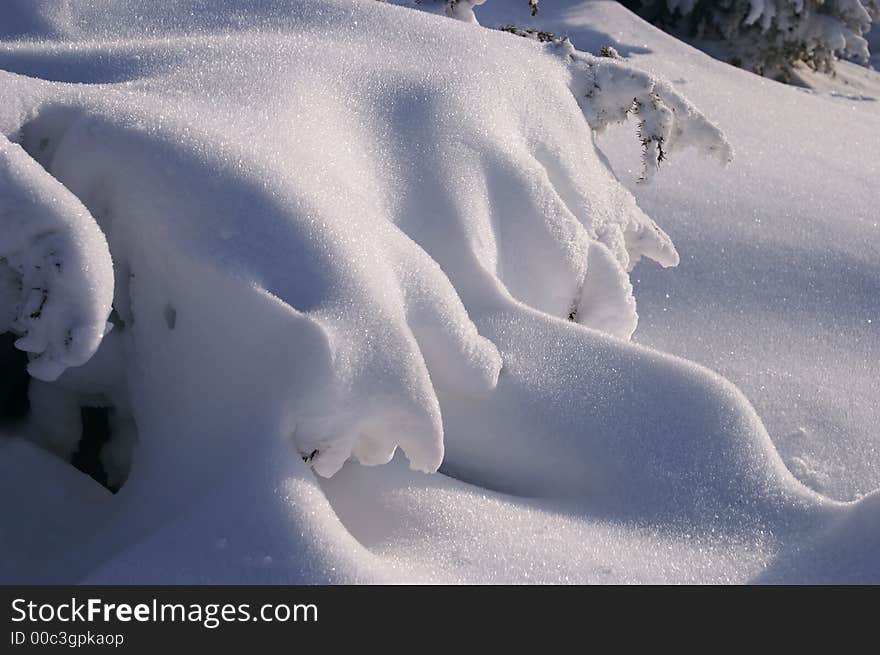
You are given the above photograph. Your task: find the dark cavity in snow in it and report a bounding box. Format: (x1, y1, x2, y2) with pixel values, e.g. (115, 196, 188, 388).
(71, 406, 117, 493)
(0, 332, 30, 422)
(163, 304, 177, 330)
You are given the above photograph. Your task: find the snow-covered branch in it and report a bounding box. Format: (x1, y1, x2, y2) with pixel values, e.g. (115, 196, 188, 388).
(0, 135, 113, 381)
(394, 4, 733, 181)
(501, 27, 734, 182)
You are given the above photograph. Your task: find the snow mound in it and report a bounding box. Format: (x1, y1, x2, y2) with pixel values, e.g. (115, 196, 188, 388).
(0, 0, 874, 583)
(0, 0, 708, 479)
(508, 0, 880, 504)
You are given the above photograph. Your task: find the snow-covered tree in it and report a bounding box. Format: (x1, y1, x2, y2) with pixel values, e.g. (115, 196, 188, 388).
(622, 0, 879, 78)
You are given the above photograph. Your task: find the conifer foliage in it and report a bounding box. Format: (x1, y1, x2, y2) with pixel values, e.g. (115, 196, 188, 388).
(622, 0, 878, 79)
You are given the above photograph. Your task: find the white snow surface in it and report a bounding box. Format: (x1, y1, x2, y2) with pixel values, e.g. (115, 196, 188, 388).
(0, 0, 877, 583)
(0, 134, 113, 381)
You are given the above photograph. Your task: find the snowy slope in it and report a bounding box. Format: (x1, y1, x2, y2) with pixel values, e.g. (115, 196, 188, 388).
(474, 0, 880, 503)
(0, 0, 877, 584)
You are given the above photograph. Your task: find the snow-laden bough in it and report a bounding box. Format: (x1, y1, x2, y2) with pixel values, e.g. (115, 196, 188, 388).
(0, 134, 113, 381)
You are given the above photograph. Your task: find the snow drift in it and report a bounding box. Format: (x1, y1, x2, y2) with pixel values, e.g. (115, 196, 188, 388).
(0, 0, 877, 583)
(0, 0, 724, 479)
